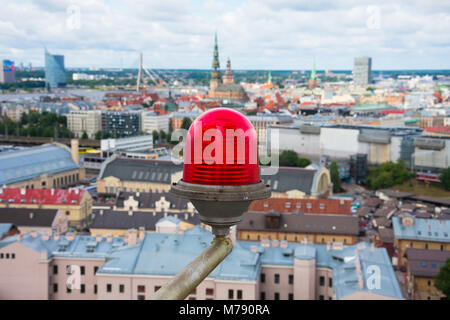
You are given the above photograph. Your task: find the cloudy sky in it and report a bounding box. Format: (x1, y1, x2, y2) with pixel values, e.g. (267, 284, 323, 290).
(0, 0, 449, 70)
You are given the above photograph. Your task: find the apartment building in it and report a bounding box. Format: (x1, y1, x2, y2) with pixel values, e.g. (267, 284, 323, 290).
(97, 157, 182, 194)
(67, 110, 102, 139)
(0, 188, 93, 229)
(141, 112, 170, 134)
(0, 226, 403, 300)
(237, 211, 359, 245)
(392, 216, 450, 267)
(405, 249, 450, 300)
(249, 198, 351, 215)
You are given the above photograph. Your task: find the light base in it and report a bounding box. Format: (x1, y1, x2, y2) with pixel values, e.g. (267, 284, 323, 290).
(170, 180, 271, 233)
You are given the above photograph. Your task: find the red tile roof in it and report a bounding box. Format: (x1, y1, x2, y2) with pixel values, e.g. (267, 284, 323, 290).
(0, 188, 85, 206)
(248, 198, 351, 215)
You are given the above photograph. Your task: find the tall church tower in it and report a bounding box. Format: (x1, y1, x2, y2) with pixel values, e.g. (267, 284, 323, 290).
(222, 57, 234, 85)
(309, 57, 318, 89)
(210, 32, 221, 92)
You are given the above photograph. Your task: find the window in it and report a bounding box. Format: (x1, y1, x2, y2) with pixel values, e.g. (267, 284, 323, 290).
(320, 204, 325, 210)
(94, 284, 98, 294)
(319, 295, 324, 300)
(81, 284, 85, 294)
(206, 288, 214, 296)
(329, 278, 333, 287)
(320, 276, 325, 286)
(155, 286, 161, 293)
(67, 286, 71, 294)
(107, 284, 112, 293)
(120, 284, 125, 293)
(80, 266, 85, 275)
(94, 266, 99, 274)
(0, 253, 3, 259)
(289, 274, 294, 285)
(228, 289, 234, 299)
(237, 290, 243, 300)
(274, 292, 280, 300)
(441, 245, 444, 251)
(428, 280, 431, 286)
(421, 262, 427, 268)
(137, 285, 145, 293)
(432, 264, 437, 268)
(288, 293, 294, 300)
(261, 273, 266, 283)
(425, 244, 428, 250)
(274, 274, 280, 284)
(53, 284, 58, 293)
(53, 265, 58, 275)
(6, 254, 9, 259)
(138, 295, 145, 300)
(11, 253, 15, 259)
(260, 292, 265, 300)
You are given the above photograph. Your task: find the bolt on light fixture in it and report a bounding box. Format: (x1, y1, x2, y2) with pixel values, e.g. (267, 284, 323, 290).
(151, 108, 271, 300)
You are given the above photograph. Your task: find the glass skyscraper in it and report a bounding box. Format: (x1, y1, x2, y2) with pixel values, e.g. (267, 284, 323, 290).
(45, 49, 66, 88)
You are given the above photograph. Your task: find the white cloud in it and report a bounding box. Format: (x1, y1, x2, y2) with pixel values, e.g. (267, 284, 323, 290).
(0, 0, 448, 69)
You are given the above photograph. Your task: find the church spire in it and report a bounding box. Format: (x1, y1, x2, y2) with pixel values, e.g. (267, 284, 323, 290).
(210, 32, 221, 91)
(212, 32, 220, 70)
(223, 57, 234, 84)
(310, 57, 316, 80)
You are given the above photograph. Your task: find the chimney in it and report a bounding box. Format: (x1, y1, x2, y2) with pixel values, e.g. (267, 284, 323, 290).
(30, 230, 38, 238)
(128, 229, 137, 245)
(20, 187, 26, 195)
(42, 231, 50, 241)
(66, 232, 75, 241)
(184, 213, 188, 220)
(70, 139, 79, 165)
(96, 233, 103, 242)
(106, 233, 113, 243)
(29, 212, 34, 219)
(164, 212, 167, 217)
(128, 210, 133, 216)
(138, 227, 145, 242)
(153, 211, 156, 216)
(100, 209, 103, 216)
(326, 242, 331, 251)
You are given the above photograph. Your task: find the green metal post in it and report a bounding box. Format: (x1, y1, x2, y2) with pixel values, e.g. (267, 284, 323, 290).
(150, 236, 233, 300)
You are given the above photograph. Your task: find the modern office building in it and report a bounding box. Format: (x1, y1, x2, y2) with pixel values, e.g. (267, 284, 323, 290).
(100, 135, 153, 154)
(353, 56, 372, 85)
(44, 49, 66, 88)
(102, 111, 141, 137)
(67, 110, 102, 139)
(0, 60, 16, 83)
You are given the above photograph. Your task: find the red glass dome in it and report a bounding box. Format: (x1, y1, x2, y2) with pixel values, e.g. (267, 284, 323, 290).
(182, 108, 260, 186)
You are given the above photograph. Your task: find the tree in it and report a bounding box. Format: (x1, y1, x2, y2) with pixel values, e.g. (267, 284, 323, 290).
(440, 167, 450, 191)
(81, 132, 89, 139)
(279, 150, 299, 167)
(366, 160, 412, 190)
(181, 117, 192, 130)
(152, 130, 159, 143)
(159, 130, 167, 141)
(330, 162, 342, 193)
(435, 258, 450, 299)
(297, 157, 311, 168)
(95, 130, 103, 140)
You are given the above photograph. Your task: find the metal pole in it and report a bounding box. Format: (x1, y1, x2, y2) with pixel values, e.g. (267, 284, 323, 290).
(150, 236, 233, 300)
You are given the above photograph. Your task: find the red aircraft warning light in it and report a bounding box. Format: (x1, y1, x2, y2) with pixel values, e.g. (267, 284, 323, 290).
(170, 108, 271, 236)
(182, 108, 260, 186)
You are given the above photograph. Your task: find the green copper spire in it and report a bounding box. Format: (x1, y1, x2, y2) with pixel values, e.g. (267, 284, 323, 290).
(310, 57, 316, 80)
(212, 32, 220, 70)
